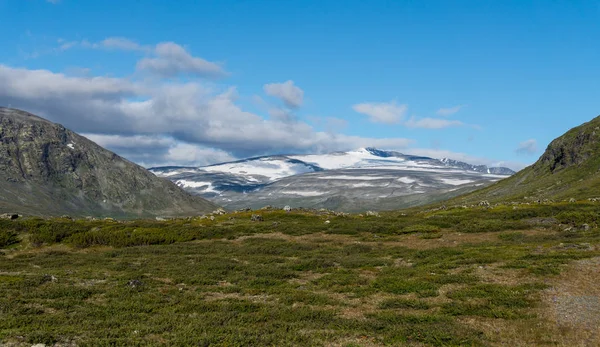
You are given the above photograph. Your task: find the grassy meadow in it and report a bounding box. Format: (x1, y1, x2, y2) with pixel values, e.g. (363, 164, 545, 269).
(1, 202, 600, 346)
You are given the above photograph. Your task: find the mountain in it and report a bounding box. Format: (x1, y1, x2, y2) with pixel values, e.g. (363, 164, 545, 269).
(150, 148, 515, 211)
(449, 114, 600, 205)
(0, 108, 218, 218)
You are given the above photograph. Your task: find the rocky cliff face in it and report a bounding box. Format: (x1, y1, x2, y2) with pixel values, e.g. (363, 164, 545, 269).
(535, 121, 600, 173)
(0, 107, 218, 217)
(448, 114, 600, 204)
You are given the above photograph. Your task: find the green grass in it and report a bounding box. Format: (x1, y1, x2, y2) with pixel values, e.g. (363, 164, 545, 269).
(1, 203, 600, 346)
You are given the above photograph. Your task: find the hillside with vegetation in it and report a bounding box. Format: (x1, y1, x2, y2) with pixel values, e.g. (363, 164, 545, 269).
(449, 115, 600, 205)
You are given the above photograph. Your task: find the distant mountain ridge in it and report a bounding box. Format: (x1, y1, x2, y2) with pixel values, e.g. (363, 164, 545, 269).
(151, 147, 514, 211)
(0, 107, 218, 217)
(150, 147, 514, 184)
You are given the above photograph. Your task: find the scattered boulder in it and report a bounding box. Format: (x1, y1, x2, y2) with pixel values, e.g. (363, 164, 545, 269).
(324, 220, 331, 224)
(569, 198, 577, 203)
(155, 217, 167, 221)
(581, 224, 591, 231)
(127, 279, 143, 288)
(0, 213, 19, 220)
(366, 211, 380, 217)
(260, 205, 273, 210)
(42, 274, 58, 283)
(478, 201, 490, 207)
(213, 208, 227, 215)
(251, 214, 264, 222)
(283, 205, 292, 212)
(209, 216, 215, 221)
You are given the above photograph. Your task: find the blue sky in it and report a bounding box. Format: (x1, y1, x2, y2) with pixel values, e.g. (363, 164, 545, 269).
(1, 0, 599, 170)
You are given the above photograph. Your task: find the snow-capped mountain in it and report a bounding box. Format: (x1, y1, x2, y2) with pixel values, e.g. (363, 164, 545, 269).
(439, 158, 516, 175)
(150, 148, 515, 211)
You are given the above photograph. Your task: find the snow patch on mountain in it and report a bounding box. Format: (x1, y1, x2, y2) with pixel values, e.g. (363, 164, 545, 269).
(438, 178, 474, 186)
(175, 180, 220, 194)
(201, 156, 320, 182)
(280, 190, 327, 196)
(316, 175, 392, 180)
(397, 177, 417, 184)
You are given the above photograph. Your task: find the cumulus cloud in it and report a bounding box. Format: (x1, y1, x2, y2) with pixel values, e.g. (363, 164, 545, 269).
(83, 134, 236, 167)
(0, 64, 413, 163)
(263, 80, 304, 108)
(404, 117, 464, 129)
(55, 38, 224, 78)
(268, 107, 296, 123)
(137, 42, 226, 78)
(436, 105, 464, 116)
(352, 101, 407, 124)
(516, 139, 538, 155)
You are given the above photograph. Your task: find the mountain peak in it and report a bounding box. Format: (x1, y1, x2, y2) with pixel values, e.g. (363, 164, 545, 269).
(0, 108, 218, 217)
(535, 115, 600, 173)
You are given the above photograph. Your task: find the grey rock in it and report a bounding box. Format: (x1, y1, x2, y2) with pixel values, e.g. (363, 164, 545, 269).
(0, 213, 19, 220)
(42, 274, 58, 283)
(251, 214, 264, 222)
(0, 108, 218, 218)
(127, 279, 143, 288)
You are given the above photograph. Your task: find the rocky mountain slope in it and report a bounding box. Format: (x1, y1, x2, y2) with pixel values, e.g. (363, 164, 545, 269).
(0, 107, 218, 217)
(449, 114, 600, 205)
(151, 148, 515, 211)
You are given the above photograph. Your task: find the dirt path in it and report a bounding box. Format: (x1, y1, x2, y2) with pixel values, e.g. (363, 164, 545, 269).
(540, 257, 600, 346)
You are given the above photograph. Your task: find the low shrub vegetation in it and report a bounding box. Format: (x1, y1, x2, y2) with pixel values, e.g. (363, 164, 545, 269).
(0, 203, 599, 345)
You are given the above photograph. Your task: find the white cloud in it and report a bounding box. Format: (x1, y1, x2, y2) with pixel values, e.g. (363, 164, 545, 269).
(97, 37, 149, 52)
(352, 101, 407, 124)
(83, 134, 236, 168)
(268, 107, 296, 123)
(436, 105, 464, 116)
(516, 139, 538, 155)
(137, 42, 226, 78)
(404, 117, 464, 129)
(0, 64, 414, 165)
(48, 38, 224, 78)
(263, 80, 304, 108)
